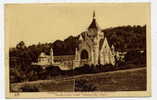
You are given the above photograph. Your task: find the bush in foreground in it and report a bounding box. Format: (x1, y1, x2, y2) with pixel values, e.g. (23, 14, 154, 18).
(20, 85, 39, 92)
(75, 79, 97, 92)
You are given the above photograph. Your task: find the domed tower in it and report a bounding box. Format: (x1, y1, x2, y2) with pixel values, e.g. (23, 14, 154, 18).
(87, 11, 104, 40)
(87, 11, 104, 65)
(78, 11, 104, 66)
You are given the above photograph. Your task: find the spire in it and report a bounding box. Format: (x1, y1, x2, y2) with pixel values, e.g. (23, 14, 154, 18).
(88, 11, 100, 31)
(75, 48, 78, 60)
(50, 48, 54, 64)
(50, 48, 53, 56)
(93, 10, 95, 19)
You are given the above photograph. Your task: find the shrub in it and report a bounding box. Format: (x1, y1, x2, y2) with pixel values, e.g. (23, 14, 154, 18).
(73, 64, 91, 75)
(75, 79, 97, 91)
(95, 64, 114, 72)
(46, 65, 61, 76)
(20, 85, 39, 92)
(125, 50, 146, 66)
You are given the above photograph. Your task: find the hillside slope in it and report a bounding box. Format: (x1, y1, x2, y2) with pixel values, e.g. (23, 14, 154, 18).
(11, 67, 146, 92)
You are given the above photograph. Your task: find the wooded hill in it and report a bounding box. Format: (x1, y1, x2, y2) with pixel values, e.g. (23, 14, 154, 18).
(9, 25, 146, 83)
(52, 25, 146, 56)
(9, 25, 146, 63)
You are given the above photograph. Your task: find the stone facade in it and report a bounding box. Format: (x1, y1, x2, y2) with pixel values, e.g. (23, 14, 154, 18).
(33, 11, 116, 70)
(73, 11, 115, 67)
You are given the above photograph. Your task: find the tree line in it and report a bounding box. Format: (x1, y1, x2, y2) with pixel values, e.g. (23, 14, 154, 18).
(10, 24, 146, 60)
(9, 25, 146, 83)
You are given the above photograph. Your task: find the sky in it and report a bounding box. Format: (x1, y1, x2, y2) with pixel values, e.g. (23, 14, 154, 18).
(5, 3, 149, 47)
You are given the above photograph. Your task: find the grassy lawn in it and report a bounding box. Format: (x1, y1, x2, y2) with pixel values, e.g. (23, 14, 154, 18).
(11, 79, 74, 92)
(74, 67, 146, 91)
(11, 67, 146, 92)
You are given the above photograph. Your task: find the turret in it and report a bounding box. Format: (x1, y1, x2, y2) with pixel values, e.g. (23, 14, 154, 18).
(75, 48, 79, 60)
(88, 11, 101, 33)
(79, 35, 83, 41)
(111, 45, 115, 56)
(50, 48, 54, 64)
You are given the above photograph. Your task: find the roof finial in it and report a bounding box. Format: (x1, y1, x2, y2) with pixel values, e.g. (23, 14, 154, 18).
(93, 10, 95, 19)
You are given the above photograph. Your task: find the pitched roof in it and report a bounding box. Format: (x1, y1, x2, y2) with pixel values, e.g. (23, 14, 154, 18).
(88, 18, 100, 31)
(88, 11, 101, 31)
(99, 39, 105, 50)
(99, 37, 111, 51)
(79, 31, 88, 40)
(79, 34, 83, 41)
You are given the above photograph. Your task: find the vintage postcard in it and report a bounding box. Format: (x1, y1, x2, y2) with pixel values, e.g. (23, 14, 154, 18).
(5, 3, 151, 98)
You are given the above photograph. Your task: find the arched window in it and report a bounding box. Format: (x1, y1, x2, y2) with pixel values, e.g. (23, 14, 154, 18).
(81, 50, 89, 59)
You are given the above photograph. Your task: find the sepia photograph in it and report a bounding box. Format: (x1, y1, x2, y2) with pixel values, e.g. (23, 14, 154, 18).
(5, 3, 151, 98)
